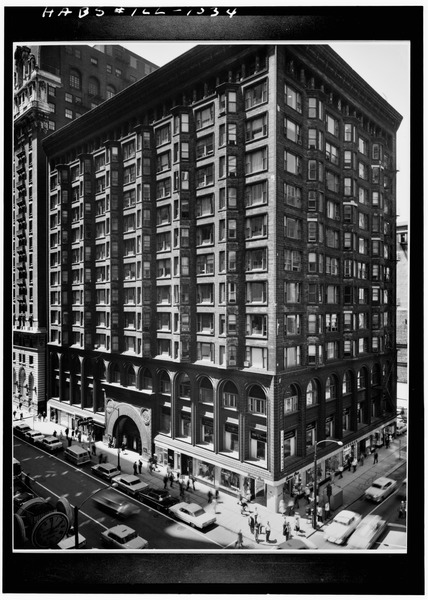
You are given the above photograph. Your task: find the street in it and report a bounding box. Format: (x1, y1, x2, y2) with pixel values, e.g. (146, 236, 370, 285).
(14, 436, 236, 550)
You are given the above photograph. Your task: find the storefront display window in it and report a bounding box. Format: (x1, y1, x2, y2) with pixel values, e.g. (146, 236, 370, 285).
(180, 412, 191, 438)
(197, 460, 215, 483)
(220, 468, 240, 492)
(223, 422, 239, 454)
(201, 418, 213, 445)
(249, 429, 267, 464)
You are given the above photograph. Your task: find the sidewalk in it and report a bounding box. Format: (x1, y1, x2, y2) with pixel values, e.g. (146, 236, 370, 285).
(14, 404, 406, 549)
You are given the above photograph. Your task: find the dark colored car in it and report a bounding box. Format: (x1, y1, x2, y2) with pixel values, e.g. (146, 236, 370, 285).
(136, 487, 180, 513)
(93, 489, 140, 519)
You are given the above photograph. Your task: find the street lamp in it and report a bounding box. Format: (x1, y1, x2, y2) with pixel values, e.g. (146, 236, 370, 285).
(106, 403, 121, 470)
(312, 439, 343, 530)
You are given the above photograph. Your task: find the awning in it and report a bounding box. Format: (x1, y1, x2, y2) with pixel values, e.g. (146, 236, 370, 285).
(48, 399, 105, 425)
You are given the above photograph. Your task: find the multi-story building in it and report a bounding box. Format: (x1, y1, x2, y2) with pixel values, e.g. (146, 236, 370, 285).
(396, 221, 408, 416)
(13, 44, 157, 417)
(42, 44, 402, 511)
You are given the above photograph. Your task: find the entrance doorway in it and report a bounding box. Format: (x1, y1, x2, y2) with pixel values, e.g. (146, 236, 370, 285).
(114, 415, 141, 454)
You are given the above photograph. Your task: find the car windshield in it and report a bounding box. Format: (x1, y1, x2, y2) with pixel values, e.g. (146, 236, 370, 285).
(371, 483, 383, 489)
(335, 515, 351, 525)
(192, 508, 206, 517)
(121, 531, 138, 543)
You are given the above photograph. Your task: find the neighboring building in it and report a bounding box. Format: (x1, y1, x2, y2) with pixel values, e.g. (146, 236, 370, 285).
(396, 221, 408, 415)
(12, 44, 157, 418)
(42, 44, 402, 512)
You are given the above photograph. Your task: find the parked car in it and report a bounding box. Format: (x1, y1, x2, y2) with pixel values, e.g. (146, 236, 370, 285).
(168, 501, 216, 530)
(396, 420, 407, 435)
(24, 429, 45, 445)
(13, 422, 32, 438)
(365, 476, 398, 503)
(91, 462, 121, 482)
(136, 487, 180, 513)
(346, 514, 388, 549)
(323, 510, 362, 545)
(93, 489, 140, 518)
(101, 524, 148, 550)
(112, 474, 149, 497)
(40, 435, 63, 454)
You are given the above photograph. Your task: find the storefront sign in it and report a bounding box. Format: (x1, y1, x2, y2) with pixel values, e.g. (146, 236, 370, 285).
(201, 417, 213, 426)
(306, 422, 315, 431)
(181, 412, 191, 421)
(250, 429, 267, 441)
(225, 422, 238, 433)
(325, 416, 334, 423)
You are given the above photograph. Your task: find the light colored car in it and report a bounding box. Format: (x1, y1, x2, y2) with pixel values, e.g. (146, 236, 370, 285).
(396, 420, 407, 435)
(40, 435, 63, 453)
(365, 476, 397, 503)
(112, 474, 149, 496)
(323, 510, 362, 545)
(24, 429, 45, 444)
(347, 514, 387, 549)
(101, 524, 148, 549)
(168, 501, 216, 530)
(91, 462, 121, 482)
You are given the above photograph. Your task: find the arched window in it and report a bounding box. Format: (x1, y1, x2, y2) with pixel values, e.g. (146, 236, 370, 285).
(222, 381, 238, 408)
(69, 68, 81, 90)
(357, 368, 367, 390)
(141, 368, 152, 390)
(111, 363, 121, 384)
(284, 384, 299, 413)
(306, 380, 318, 406)
(199, 377, 213, 403)
(325, 376, 337, 402)
(342, 371, 352, 395)
(126, 364, 136, 387)
(106, 84, 116, 99)
(88, 76, 100, 97)
(159, 370, 171, 394)
(248, 384, 266, 414)
(178, 373, 191, 399)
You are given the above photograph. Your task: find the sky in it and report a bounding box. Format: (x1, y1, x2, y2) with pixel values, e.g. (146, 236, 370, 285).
(121, 41, 410, 224)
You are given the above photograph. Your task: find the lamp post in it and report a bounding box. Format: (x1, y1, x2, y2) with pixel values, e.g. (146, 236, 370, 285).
(312, 439, 343, 531)
(106, 404, 121, 470)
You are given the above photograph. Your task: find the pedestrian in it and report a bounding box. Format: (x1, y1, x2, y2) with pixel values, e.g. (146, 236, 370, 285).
(215, 488, 220, 501)
(207, 490, 213, 504)
(163, 475, 168, 489)
(19, 402, 22, 411)
(71, 429, 75, 438)
(138, 458, 143, 474)
(133, 461, 138, 475)
(148, 461, 153, 474)
(190, 474, 196, 490)
(338, 464, 344, 478)
(265, 521, 271, 543)
(285, 520, 292, 541)
(248, 514, 255, 534)
(212, 498, 218, 513)
(346, 456, 352, 471)
(352, 457, 358, 473)
(68, 437, 72, 447)
(13, 410, 16, 420)
(326, 482, 332, 502)
(398, 500, 406, 518)
(65, 427, 69, 437)
(287, 498, 295, 516)
(169, 472, 174, 488)
(20, 412, 23, 420)
(42, 412, 46, 421)
(92, 443, 96, 456)
(324, 500, 330, 520)
(317, 505, 323, 523)
(253, 506, 258, 523)
(359, 453, 365, 466)
(373, 451, 378, 464)
(179, 482, 185, 499)
(121, 441, 126, 452)
(235, 529, 244, 549)
(53, 430, 57, 438)
(78, 431, 82, 443)
(295, 512, 301, 532)
(240, 499, 248, 515)
(254, 521, 260, 543)
(293, 494, 300, 510)
(304, 486, 311, 504)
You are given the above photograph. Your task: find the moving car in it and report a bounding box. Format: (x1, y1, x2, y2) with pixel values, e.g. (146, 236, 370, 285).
(93, 489, 140, 518)
(346, 514, 387, 549)
(13, 422, 32, 438)
(91, 462, 121, 482)
(101, 524, 148, 550)
(168, 501, 216, 530)
(136, 487, 180, 513)
(323, 510, 362, 545)
(24, 429, 45, 444)
(112, 474, 149, 496)
(396, 420, 407, 435)
(365, 476, 397, 503)
(40, 435, 63, 453)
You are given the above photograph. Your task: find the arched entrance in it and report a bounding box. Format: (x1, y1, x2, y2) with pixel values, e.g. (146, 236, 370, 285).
(114, 415, 142, 455)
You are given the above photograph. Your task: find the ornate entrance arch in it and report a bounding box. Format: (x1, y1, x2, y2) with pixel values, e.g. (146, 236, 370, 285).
(105, 400, 151, 457)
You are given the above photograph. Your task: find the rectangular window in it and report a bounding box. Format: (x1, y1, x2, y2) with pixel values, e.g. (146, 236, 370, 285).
(284, 117, 301, 144)
(284, 216, 302, 240)
(284, 249, 302, 272)
(156, 178, 171, 199)
(155, 124, 171, 146)
(285, 314, 301, 335)
(245, 247, 267, 272)
(245, 148, 267, 175)
(285, 282, 301, 304)
(196, 134, 214, 159)
(246, 114, 268, 141)
(196, 254, 214, 275)
(285, 84, 302, 113)
(284, 346, 301, 368)
(246, 282, 267, 304)
(246, 314, 267, 337)
(326, 114, 339, 137)
(245, 214, 267, 239)
(244, 80, 267, 109)
(245, 181, 268, 207)
(284, 151, 301, 175)
(284, 183, 302, 208)
(195, 104, 214, 129)
(196, 164, 214, 188)
(156, 151, 171, 173)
